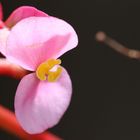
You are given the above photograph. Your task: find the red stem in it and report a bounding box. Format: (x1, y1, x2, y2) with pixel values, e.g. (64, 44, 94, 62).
(0, 58, 62, 140)
(0, 105, 61, 140)
(0, 58, 28, 79)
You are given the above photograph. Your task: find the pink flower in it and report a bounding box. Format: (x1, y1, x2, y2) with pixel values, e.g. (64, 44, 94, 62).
(0, 4, 48, 55)
(0, 5, 78, 134)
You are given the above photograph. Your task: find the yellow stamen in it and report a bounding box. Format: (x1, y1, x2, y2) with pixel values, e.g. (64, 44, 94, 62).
(36, 59, 62, 81)
(48, 67, 62, 82)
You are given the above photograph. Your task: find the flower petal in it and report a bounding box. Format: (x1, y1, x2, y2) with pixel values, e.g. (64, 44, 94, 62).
(6, 17, 78, 71)
(15, 67, 72, 134)
(0, 28, 10, 55)
(5, 6, 48, 28)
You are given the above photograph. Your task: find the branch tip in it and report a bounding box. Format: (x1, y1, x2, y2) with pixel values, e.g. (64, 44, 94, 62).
(95, 31, 106, 42)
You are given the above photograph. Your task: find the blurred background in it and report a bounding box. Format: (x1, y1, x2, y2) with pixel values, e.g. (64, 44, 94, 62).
(1, 0, 140, 139)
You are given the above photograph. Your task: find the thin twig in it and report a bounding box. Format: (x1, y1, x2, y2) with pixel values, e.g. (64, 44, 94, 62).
(95, 31, 140, 59)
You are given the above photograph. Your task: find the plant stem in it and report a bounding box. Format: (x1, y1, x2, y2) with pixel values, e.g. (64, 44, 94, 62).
(0, 58, 61, 139)
(0, 58, 28, 79)
(0, 105, 61, 140)
(95, 31, 140, 59)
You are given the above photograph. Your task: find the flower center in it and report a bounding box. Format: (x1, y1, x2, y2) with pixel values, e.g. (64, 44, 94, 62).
(36, 59, 62, 82)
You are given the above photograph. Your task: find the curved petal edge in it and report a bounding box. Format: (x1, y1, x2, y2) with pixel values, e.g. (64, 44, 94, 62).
(15, 67, 72, 134)
(5, 6, 48, 28)
(5, 16, 78, 71)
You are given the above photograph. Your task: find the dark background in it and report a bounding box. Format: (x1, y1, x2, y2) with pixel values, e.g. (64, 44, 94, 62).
(1, 0, 140, 140)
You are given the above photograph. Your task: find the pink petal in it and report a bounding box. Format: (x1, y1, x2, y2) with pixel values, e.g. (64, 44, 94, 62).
(6, 17, 78, 71)
(5, 6, 48, 28)
(15, 67, 72, 134)
(0, 28, 10, 55)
